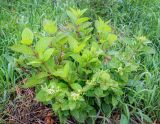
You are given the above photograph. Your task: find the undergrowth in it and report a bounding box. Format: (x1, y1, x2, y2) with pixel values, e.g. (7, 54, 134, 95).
(0, 0, 160, 123)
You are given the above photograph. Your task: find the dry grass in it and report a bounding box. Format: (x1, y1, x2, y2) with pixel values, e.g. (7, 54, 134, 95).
(3, 88, 58, 124)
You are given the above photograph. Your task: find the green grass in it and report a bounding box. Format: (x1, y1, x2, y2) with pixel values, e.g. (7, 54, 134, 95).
(0, 0, 160, 122)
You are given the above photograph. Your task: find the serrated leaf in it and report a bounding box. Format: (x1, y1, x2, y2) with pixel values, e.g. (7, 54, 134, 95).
(43, 19, 57, 34)
(21, 28, 34, 45)
(10, 44, 34, 55)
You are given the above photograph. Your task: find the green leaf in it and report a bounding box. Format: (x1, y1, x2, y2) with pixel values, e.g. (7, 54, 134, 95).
(52, 102, 61, 112)
(43, 19, 57, 34)
(54, 32, 68, 45)
(79, 22, 92, 31)
(94, 88, 104, 97)
(69, 8, 87, 18)
(74, 42, 86, 53)
(70, 54, 81, 64)
(95, 18, 111, 33)
(36, 90, 53, 102)
(21, 28, 34, 45)
(79, 9, 87, 16)
(76, 17, 89, 25)
(71, 109, 87, 123)
(10, 44, 34, 55)
(85, 90, 95, 97)
(27, 60, 41, 66)
(71, 83, 82, 92)
(100, 83, 110, 90)
(102, 103, 112, 116)
(67, 10, 77, 23)
(52, 69, 64, 78)
(61, 101, 69, 110)
(68, 101, 76, 110)
(53, 68, 68, 81)
(53, 61, 77, 83)
(63, 62, 70, 77)
(41, 48, 54, 61)
(68, 36, 78, 50)
(44, 58, 56, 72)
(89, 58, 99, 64)
(24, 78, 43, 88)
(23, 72, 48, 88)
(84, 27, 93, 34)
(35, 37, 53, 56)
(63, 61, 77, 83)
(112, 97, 118, 107)
(120, 114, 129, 124)
(107, 34, 117, 45)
